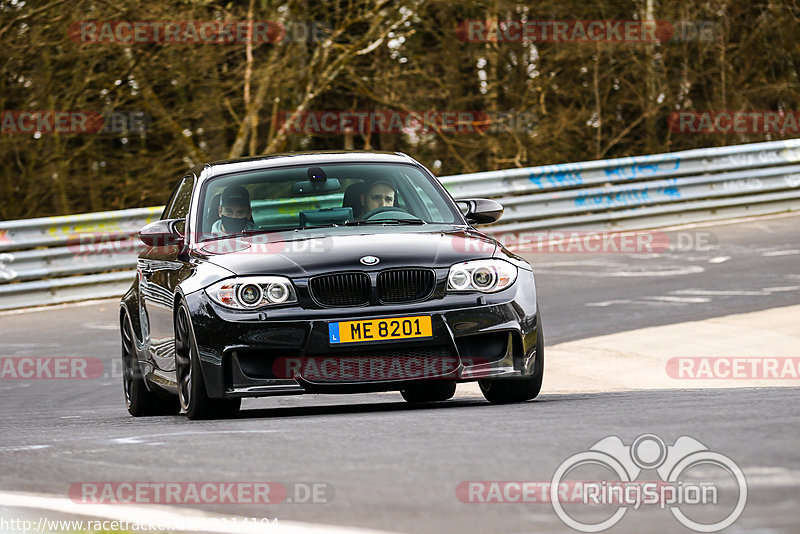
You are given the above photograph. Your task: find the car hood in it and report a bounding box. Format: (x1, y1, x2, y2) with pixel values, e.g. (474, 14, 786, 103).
(193, 226, 497, 277)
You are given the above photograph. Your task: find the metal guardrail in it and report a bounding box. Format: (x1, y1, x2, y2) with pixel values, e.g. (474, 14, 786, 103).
(2, 139, 799, 311)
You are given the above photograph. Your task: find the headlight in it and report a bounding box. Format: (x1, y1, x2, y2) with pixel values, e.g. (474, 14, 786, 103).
(205, 276, 297, 309)
(447, 259, 517, 293)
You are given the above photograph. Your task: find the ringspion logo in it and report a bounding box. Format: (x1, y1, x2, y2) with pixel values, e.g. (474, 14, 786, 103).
(550, 434, 746, 532)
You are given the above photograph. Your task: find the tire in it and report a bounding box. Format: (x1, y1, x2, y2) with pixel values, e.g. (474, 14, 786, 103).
(400, 381, 457, 403)
(479, 322, 544, 404)
(175, 304, 241, 420)
(121, 312, 179, 416)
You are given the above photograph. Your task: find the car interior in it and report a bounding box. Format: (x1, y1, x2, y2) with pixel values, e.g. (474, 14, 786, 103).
(199, 164, 457, 235)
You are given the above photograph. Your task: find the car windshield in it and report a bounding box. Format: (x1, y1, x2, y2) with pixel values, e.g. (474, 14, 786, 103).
(197, 162, 462, 240)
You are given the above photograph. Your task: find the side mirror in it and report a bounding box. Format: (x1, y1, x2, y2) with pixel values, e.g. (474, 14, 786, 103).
(456, 198, 504, 224)
(139, 219, 185, 247)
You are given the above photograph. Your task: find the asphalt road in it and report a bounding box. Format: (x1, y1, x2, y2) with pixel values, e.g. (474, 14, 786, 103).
(0, 213, 799, 533)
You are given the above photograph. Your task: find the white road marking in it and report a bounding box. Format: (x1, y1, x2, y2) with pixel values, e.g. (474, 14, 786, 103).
(709, 256, 731, 263)
(672, 286, 800, 297)
(586, 295, 711, 306)
(741, 467, 800, 487)
(654, 210, 800, 232)
(630, 253, 662, 259)
(1, 343, 60, 348)
(763, 286, 800, 292)
(111, 430, 280, 445)
(673, 289, 765, 296)
(762, 249, 800, 256)
(0, 298, 118, 316)
(645, 296, 711, 303)
(0, 491, 399, 534)
(0, 445, 49, 452)
(527, 260, 617, 267)
(534, 265, 706, 277)
(585, 300, 633, 307)
(83, 322, 118, 331)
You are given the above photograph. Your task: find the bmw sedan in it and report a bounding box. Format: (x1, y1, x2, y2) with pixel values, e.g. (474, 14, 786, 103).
(120, 151, 544, 419)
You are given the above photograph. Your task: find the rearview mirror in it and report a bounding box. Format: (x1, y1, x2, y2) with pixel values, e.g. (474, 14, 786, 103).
(456, 198, 504, 224)
(139, 219, 184, 247)
(292, 178, 341, 195)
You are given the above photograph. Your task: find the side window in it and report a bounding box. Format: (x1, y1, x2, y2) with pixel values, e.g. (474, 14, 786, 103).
(164, 175, 195, 220)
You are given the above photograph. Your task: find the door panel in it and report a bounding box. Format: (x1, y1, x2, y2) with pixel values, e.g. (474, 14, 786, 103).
(139, 175, 194, 372)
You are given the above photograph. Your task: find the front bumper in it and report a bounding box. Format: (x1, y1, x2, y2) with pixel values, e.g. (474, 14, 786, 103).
(184, 269, 540, 398)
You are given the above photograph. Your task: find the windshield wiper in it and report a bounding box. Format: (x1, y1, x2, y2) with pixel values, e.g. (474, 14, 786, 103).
(345, 218, 427, 226)
(200, 227, 303, 243)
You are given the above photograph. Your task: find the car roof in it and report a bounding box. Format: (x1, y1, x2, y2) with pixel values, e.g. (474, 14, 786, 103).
(196, 151, 420, 181)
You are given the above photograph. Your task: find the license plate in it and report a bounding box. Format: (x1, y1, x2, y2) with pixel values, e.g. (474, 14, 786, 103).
(329, 316, 433, 344)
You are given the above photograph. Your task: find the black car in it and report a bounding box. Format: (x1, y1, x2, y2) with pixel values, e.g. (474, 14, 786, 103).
(120, 151, 543, 419)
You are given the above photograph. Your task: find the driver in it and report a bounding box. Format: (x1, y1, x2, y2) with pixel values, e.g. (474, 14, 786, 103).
(211, 185, 258, 234)
(360, 180, 396, 218)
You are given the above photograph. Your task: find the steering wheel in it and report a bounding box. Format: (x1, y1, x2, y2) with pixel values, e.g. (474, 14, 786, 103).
(362, 206, 414, 220)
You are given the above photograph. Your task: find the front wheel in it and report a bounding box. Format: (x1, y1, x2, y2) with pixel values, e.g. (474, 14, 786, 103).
(175, 304, 241, 420)
(479, 322, 544, 404)
(121, 312, 179, 416)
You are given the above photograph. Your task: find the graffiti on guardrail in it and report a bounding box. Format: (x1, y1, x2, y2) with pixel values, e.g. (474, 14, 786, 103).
(781, 147, 800, 162)
(785, 174, 800, 188)
(603, 156, 681, 181)
(0, 253, 16, 281)
(528, 164, 584, 188)
(574, 181, 681, 208)
(528, 156, 681, 189)
(723, 150, 787, 168)
(721, 178, 763, 192)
